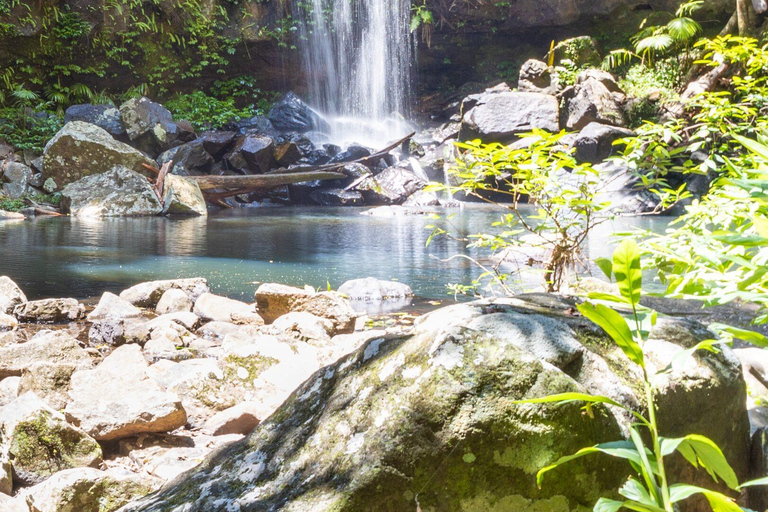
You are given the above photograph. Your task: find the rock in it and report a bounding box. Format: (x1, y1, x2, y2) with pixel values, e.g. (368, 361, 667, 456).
(119, 278, 209, 308)
(203, 402, 262, 436)
(145, 312, 200, 332)
(0, 210, 25, 221)
(161, 174, 207, 216)
(64, 104, 126, 137)
(0, 330, 91, 379)
(573, 122, 635, 163)
(555, 36, 601, 67)
(13, 298, 85, 323)
(1, 161, 34, 199)
(0, 377, 19, 407)
(192, 293, 260, 324)
(21, 467, 159, 512)
(88, 317, 148, 347)
(223, 134, 275, 174)
(121, 304, 627, 512)
(0, 312, 17, 331)
(518, 59, 558, 94)
(461, 92, 559, 143)
(156, 139, 214, 176)
(565, 77, 626, 130)
(576, 69, 623, 93)
(155, 288, 193, 315)
(270, 312, 334, 342)
(198, 131, 237, 159)
(594, 160, 660, 214)
(0, 392, 102, 485)
(255, 283, 356, 334)
(274, 141, 303, 167)
(42, 121, 156, 188)
(60, 166, 162, 217)
(18, 360, 88, 410)
(64, 344, 187, 441)
(0, 493, 25, 511)
(267, 92, 327, 133)
(309, 188, 364, 206)
(119, 97, 179, 157)
(0, 455, 9, 495)
(402, 189, 440, 207)
(196, 321, 243, 342)
(0, 276, 26, 315)
(356, 166, 426, 205)
(338, 277, 414, 301)
(87, 292, 142, 322)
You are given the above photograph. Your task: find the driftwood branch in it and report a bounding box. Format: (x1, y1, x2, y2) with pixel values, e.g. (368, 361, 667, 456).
(188, 171, 346, 191)
(152, 162, 171, 202)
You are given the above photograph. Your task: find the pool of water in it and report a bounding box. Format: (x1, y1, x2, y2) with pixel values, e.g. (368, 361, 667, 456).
(0, 205, 670, 303)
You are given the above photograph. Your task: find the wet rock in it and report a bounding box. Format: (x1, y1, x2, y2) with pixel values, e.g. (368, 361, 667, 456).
(203, 402, 262, 436)
(14, 298, 85, 323)
(119, 97, 180, 157)
(156, 140, 214, 176)
(197, 131, 237, 159)
(162, 174, 207, 216)
(224, 134, 275, 174)
(461, 92, 559, 143)
(338, 278, 414, 302)
(327, 143, 372, 165)
(254, 283, 356, 334)
(60, 166, 162, 217)
(573, 122, 635, 163)
(229, 115, 278, 136)
(403, 189, 440, 207)
(274, 141, 303, 167)
(20, 467, 159, 512)
(193, 293, 261, 325)
(267, 92, 327, 133)
(64, 344, 187, 441)
(119, 278, 209, 309)
(356, 166, 425, 205)
(594, 160, 660, 214)
(564, 77, 626, 130)
(309, 188, 364, 206)
(0, 392, 102, 485)
(0, 330, 91, 379)
(87, 292, 142, 322)
(155, 288, 193, 315)
(64, 104, 126, 137)
(42, 121, 156, 189)
(0, 276, 26, 315)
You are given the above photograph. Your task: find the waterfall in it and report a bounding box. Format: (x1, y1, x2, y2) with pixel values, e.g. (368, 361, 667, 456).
(294, 0, 414, 147)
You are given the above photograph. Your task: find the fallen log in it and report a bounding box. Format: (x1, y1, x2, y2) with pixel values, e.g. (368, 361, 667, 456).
(187, 171, 346, 191)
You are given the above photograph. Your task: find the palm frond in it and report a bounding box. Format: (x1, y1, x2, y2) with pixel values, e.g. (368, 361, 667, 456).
(675, 0, 703, 17)
(601, 49, 637, 70)
(667, 17, 701, 43)
(635, 34, 674, 56)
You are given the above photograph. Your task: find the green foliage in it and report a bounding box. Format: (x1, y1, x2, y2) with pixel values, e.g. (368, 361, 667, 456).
(0, 193, 60, 212)
(0, 108, 63, 152)
(515, 241, 768, 512)
(428, 130, 611, 294)
(410, 1, 433, 46)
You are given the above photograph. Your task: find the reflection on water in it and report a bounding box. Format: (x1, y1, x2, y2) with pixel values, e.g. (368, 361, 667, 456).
(0, 206, 668, 302)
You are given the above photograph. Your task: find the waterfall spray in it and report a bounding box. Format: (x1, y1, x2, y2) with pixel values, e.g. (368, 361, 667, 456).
(294, 0, 415, 146)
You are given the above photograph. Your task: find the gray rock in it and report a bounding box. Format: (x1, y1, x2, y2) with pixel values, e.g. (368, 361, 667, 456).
(0, 392, 102, 485)
(87, 292, 142, 322)
(224, 134, 275, 174)
(0, 493, 24, 511)
(155, 288, 193, 315)
(338, 278, 414, 302)
(356, 166, 425, 205)
(64, 104, 126, 137)
(1, 161, 34, 198)
(119, 278, 209, 308)
(156, 139, 213, 177)
(461, 92, 559, 143)
(13, 298, 85, 323)
(267, 92, 328, 133)
(0, 376, 19, 407)
(0, 330, 91, 379)
(18, 360, 89, 410)
(0, 276, 26, 315)
(60, 166, 162, 217)
(309, 188, 364, 206)
(594, 160, 660, 214)
(65, 344, 186, 441)
(119, 97, 180, 157)
(198, 131, 237, 159)
(270, 312, 334, 342)
(193, 293, 261, 324)
(42, 121, 156, 188)
(573, 122, 635, 163)
(565, 78, 626, 130)
(518, 59, 559, 94)
(161, 173, 207, 216)
(88, 317, 148, 346)
(255, 283, 357, 334)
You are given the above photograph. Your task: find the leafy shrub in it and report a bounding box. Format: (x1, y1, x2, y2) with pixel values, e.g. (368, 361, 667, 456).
(0, 108, 63, 152)
(165, 92, 254, 132)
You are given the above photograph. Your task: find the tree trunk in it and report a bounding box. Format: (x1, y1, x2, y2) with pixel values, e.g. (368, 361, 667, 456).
(737, 0, 758, 35)
(187, 171, 346, 191)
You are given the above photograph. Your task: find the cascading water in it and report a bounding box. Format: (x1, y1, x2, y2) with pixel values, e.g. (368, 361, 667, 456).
(294, 0, 414, 147)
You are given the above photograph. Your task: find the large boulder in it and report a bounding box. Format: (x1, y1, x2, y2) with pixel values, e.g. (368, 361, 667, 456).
(64, 344, 187, 441)
(42, 121, 155, 188)
(87, 292, 142, 323)
(1, 161, 34, 199)
(119, 97, 184, 157)
(197, 131, 237, 160)
(223, 134, 275, 174)
(0, 392, 102, 485)
(192, 293, 262, 324)
(518, 59, 559, 94)
(119, 278, 209, 308)
(0, 330, 92, 379)
(254, 283, 357, 334)
(267, 92, 327, 133)
(161, 174, 207, 216)
(0, 276, 26, 315)
(594, 160, 660, 214)
(573, 122, 635, 163)
(64, 104, 126, 137)
(122, 297, 750, 512)
(13, 298, 85, 323)
(564, 77, 626, 130)
(21, 467, 160, 512)
(156, 139, 214, 176)
(461, 92, 559, 143)
(60, 166, 162, 217)
(338, 277, 414, 302)
(356, 166, 426, 205)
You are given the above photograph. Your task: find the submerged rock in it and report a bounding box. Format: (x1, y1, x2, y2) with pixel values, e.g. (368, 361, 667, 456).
(42, 121, 155, 189)
(60, 166, 162, 217)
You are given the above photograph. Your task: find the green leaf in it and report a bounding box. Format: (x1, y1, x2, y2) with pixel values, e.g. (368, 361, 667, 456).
(661, 435, 739, 490)
(595, 257, 614, 282)
(733, 133, 768, 161)
(613, 239, 643, 306)
(579, 302, 645, 368)
(536, 441, 643, 487)
(738, 476, 768, 489)
(594, 498, 625, 512)
(630, 427, 662, 504)
(668, 339, 726, 372)
(668, 484, 741, 512)
(710, 323, 768, 347)
(619, 478, 657, 506)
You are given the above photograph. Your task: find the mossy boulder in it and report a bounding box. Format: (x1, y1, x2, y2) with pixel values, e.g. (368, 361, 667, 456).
(0, 392, 102, 486)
